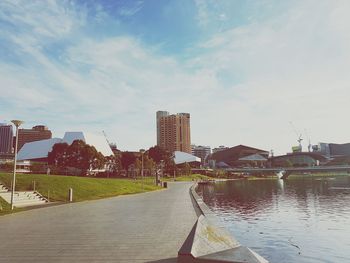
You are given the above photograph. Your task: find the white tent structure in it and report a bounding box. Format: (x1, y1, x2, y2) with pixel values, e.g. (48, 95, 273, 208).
(174, 151, 201, 165)
(17, 132, 113, 161)
(62, 132, 113, 157)
(17, 138, 62, 161)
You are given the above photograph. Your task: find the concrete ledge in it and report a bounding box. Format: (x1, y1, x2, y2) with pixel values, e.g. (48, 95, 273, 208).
(178, 183, 268, 263)
(198, 247, 269, 263)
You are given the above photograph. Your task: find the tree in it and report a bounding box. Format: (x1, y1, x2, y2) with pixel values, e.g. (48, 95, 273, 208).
(0, 162, 13, 172)
(121, 151, 137, 170)
(144, 155, 155, 170)
(184, 162, 191, 176)
(48, 140, 105, 175)
(147, 145, 175, 175)
(147, 146, 171, 164)
(67, 140, 105, 173)
(135, 155, 156, 176)
(134, 158, 142, 174)
(106, 154, 122, 174)
(48, 142, 69, 168)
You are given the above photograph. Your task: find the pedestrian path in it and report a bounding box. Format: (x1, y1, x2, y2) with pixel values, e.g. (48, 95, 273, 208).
(0, 182, 197, 263)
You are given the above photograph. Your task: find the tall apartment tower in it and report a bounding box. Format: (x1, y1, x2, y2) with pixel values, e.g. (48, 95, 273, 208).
(156, 111, 191, 154)
(0, 124, 13, 154)
(17, 125, 52, 151)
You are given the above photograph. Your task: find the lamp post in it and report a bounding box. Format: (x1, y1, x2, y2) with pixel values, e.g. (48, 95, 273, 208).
(139, 149, 145, 192)
(11, 120, 24, 210)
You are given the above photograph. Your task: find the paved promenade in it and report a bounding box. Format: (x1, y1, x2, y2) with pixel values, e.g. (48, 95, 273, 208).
(0, 182, 197, 263)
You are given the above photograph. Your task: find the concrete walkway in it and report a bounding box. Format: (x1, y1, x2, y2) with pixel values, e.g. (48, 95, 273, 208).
(0, 182, 197, 263)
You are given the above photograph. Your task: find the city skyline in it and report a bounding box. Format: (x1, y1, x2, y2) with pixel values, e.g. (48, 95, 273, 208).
(1, 0, 350, 154)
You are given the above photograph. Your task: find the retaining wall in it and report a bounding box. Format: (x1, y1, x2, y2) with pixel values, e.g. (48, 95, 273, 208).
(178, 182, 268, 263)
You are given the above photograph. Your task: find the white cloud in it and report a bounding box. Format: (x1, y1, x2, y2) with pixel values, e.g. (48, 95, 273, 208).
(0, 0, 85, 40)
(1, 0, 350, 154)
(190, 0, 350, 154)
(118, 1, 144, 17)
(194, 0, 210, 27)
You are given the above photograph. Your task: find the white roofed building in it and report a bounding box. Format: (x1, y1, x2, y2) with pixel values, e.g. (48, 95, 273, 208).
(17, 132, 113, 162)
(62, 132, 113, 156)
(17, 138, 63, 162)
(174, 151, 201, 165)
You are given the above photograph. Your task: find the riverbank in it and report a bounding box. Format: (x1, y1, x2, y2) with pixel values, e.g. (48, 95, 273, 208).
(230, 172, 350, 180)
(163, 173, 213, 182)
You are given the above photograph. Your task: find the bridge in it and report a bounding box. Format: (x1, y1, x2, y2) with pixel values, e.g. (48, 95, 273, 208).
(224, 165, 350, 179)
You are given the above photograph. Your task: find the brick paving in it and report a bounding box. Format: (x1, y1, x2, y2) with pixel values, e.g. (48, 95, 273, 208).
(0, 182, 197, 263)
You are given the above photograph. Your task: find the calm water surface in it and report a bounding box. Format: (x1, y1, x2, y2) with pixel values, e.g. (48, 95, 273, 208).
(197, 176, 350, 263)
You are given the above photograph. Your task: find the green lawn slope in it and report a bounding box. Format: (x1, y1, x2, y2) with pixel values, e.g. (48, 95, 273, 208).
(0, 173, 161, 204)
(164, 173, 213, 181)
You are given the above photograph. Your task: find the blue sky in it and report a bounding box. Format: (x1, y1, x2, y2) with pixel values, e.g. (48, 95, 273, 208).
(1, 0, 350, 154)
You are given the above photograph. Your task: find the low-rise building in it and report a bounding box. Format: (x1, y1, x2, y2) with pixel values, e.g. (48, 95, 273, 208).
(270, 152, 327, 167)
(174, 151, 201, 168)
(208, 145, 269, 168)
(313, 142, 350, 157)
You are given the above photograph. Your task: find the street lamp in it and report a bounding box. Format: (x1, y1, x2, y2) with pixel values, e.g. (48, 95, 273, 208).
(139, 149, 145, 191)
(11, 120, 24, 210)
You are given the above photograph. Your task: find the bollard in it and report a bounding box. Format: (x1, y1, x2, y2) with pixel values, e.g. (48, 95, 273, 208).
(68, 188, 73, 202)
(163, 182, 167, 188)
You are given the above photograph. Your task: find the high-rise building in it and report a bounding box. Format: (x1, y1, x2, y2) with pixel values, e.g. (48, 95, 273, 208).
(156, 111, 191, 154)
(192, 145, 211, 164)
(0, 123, 13, 154)
(17, 125, 52, 151)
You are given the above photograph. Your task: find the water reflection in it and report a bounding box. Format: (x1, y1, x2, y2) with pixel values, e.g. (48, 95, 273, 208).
(197, 176, 350, 263)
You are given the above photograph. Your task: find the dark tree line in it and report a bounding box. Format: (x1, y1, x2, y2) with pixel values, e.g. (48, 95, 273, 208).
(48, 140, 105, 175)
(47, 142, 176, 177)
(118, 146, 176, 175)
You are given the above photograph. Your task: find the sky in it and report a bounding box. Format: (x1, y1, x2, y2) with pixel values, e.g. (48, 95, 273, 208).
(0, 0, 349, 154)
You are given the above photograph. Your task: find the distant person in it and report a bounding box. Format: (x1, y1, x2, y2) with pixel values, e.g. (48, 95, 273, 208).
(47, 167, 51, 175)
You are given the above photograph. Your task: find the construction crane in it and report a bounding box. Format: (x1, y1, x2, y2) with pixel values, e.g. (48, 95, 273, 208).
(102, 130, 111, 145)
(289, 121, 303, 152)
(304, 129, 312, 152)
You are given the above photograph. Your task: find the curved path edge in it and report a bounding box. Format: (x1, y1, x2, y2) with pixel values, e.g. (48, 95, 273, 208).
(178, 182, 269, 263)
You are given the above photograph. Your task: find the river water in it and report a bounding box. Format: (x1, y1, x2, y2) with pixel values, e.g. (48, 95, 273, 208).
(196, 176, 350, 263)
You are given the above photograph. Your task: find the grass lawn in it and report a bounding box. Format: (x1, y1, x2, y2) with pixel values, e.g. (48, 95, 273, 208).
(163, 173, 213, 182)
(286, 172, 349, 179)
(0, 196, 24, 215)
(0, 173, 161, 205)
